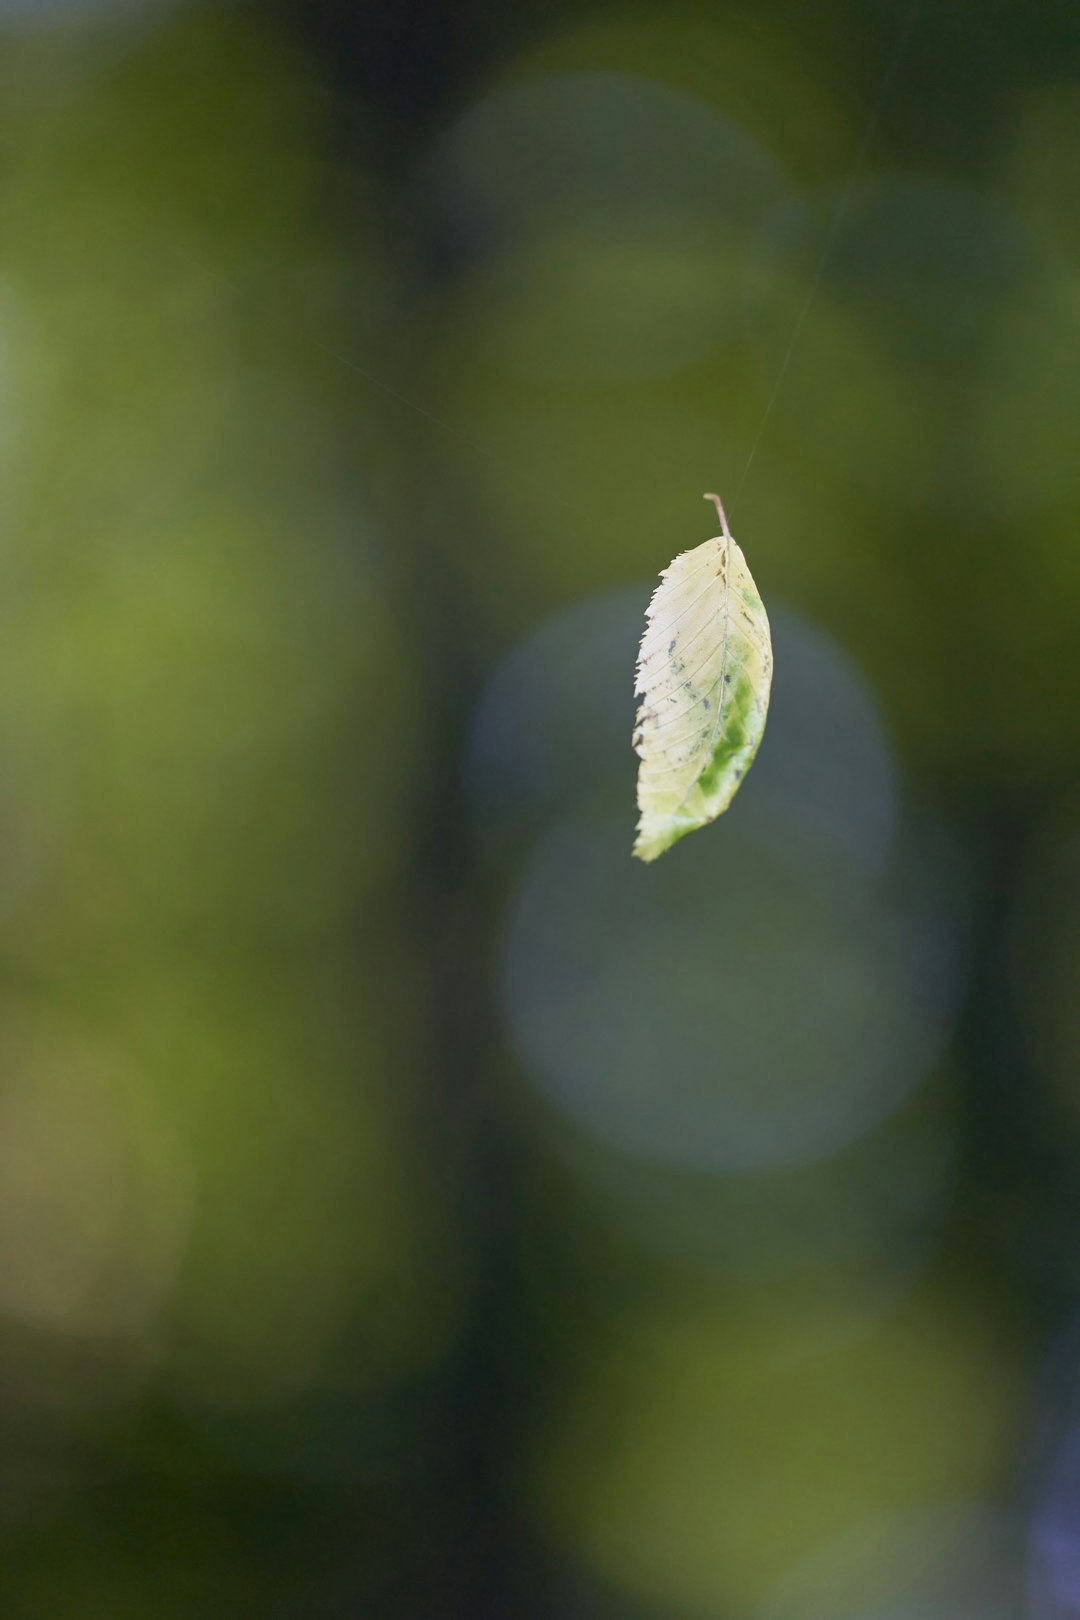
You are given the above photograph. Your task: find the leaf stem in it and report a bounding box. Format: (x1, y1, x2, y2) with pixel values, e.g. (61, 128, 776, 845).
(703, 492, 732, 541)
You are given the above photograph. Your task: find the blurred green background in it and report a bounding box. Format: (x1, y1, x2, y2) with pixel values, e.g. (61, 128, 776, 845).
(0, 0, 1078, 1615)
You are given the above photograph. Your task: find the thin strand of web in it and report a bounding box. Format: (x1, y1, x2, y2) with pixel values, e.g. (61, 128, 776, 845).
(731, 0, 922, 512)
(324, 1, 921, 526)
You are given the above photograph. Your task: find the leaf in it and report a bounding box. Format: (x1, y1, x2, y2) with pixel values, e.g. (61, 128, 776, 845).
(632, 494, 773, 862)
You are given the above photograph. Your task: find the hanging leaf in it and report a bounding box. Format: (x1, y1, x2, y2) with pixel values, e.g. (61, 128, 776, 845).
(633, 494, 772, 862)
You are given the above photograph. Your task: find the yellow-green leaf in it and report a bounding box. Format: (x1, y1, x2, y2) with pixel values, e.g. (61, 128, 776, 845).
(633, 494, 772, 861)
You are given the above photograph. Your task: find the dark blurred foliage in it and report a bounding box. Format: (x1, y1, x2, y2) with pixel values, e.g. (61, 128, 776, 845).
(0, 0, 1079, 1616)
